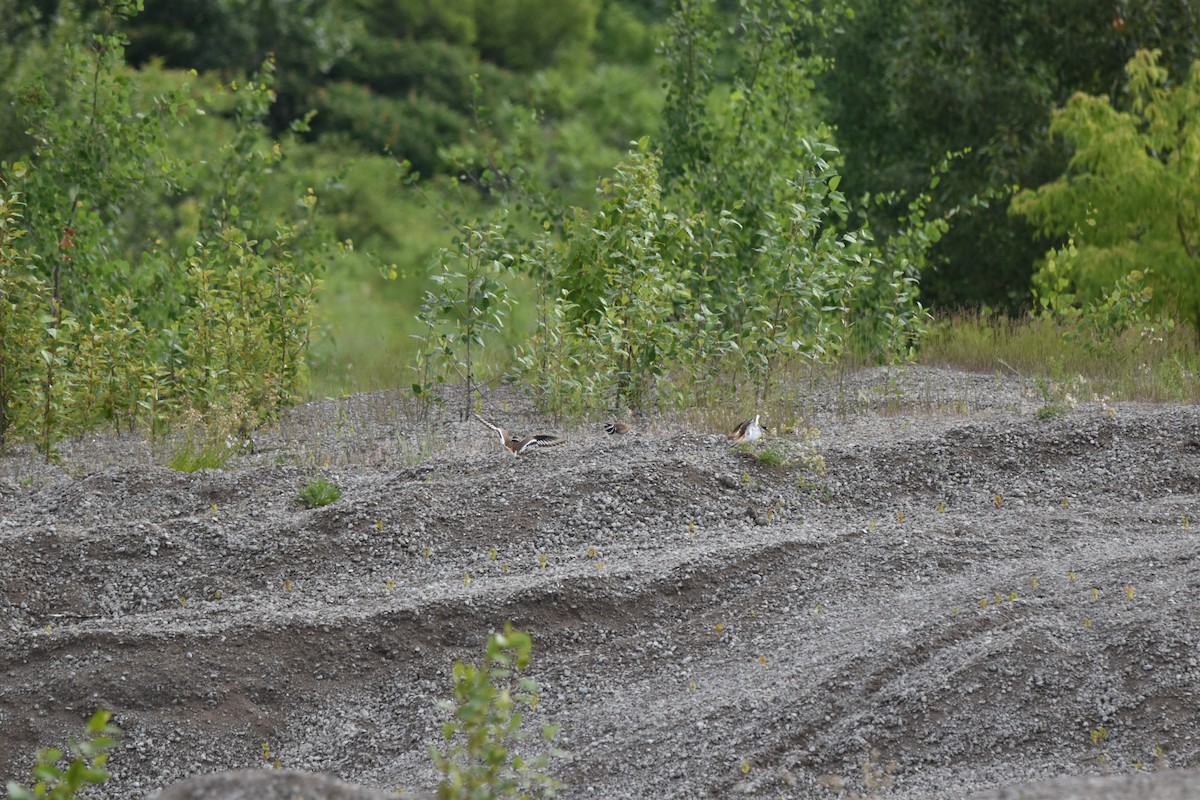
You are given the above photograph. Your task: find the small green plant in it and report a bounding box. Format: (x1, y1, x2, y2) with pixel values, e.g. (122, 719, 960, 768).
(6, 709, 118, 800)
(431, 624, 564, 800)
(753, 445, 789, 467)
(299, 477, 341, 508)
(796, 476, 833, 503)
(168, 438, 237, 472)
(1036, 404, 1067, 420)
(165, 405, 253, 472)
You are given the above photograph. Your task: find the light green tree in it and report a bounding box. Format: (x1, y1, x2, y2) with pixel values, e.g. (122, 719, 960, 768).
(411, 213, 514, 419)
(1012, 49, 1200, 338)
(431, 624, 563, 800)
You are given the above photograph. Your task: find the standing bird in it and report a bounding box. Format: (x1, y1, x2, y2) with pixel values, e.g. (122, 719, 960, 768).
(728, 414, 766, 446)
(604, 421, 633, 435)
(474, 414, 564, 456)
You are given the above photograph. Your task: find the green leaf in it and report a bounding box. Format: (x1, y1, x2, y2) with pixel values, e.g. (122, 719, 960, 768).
(6, 783, 36, 800)
(32, 761, 64, 783)
(37, 747, 64, 766)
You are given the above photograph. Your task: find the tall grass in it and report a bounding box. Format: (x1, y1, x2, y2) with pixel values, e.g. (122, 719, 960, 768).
(920, 311, 1200, 402)
(309, 255, 419, 396)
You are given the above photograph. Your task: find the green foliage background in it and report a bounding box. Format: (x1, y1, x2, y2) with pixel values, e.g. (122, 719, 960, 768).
(0, 1, 328, 452)
(1012, 49, 1200, 335)
(1, 0, 1197, 450)
(819, 0, 1200, 313)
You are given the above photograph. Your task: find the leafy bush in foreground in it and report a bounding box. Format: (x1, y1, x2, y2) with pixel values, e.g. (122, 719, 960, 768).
(432, 624, 564, 800)
(6, 709, 118, 800)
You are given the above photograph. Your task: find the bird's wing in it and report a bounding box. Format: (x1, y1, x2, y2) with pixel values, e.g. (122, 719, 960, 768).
(515, 433, 563, 454)
(473, 414, 510, 448)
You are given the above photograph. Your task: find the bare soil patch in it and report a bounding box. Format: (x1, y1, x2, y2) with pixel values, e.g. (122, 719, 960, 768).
(1, 366, 1198, 798)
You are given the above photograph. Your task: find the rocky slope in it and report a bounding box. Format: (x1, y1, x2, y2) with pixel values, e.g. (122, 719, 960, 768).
(1, 367, 1198, 799)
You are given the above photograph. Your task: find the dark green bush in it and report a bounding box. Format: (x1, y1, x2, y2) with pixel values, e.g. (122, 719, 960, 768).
(311, 81, 466, 174)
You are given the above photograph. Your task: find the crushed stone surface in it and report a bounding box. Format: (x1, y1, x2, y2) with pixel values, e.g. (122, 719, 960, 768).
(1, 366, 1198, 799)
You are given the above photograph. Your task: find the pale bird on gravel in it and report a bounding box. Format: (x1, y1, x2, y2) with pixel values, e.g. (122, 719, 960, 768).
(728, 414, 766, 446)
(474, 414, 564, 456)
(604, 421, 633, 435)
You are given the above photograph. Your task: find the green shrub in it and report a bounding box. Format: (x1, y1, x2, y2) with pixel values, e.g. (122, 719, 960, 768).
(331, 37, 515, 112)
(299, 477, 341, 508)
(310, 82, 466, 177)
(753, 445, 789, 467)
(0, 194, 43, 449)
(474, 0, 601, 72)
(1012, 49, 1200, 338)
(0, 6, 329, 453)
(6, 709, 118, 800)
(410, 212, 514, 419)
(354, 0, 477, 47)
(1036, 404, 1067, 420)
(503, 0, 938, 417)
(431, 624, 564, 800)
(168, 437, 237, 473)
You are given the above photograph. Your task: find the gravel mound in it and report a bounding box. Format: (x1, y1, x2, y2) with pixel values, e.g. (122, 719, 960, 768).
(1, 366, 1197, 798)
(151, 768, 433, 799)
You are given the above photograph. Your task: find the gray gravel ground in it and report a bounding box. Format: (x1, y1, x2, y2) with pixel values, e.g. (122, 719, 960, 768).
(1, 366, 1198, 799)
